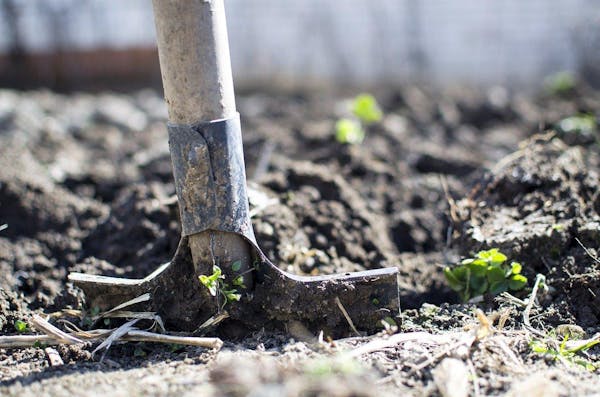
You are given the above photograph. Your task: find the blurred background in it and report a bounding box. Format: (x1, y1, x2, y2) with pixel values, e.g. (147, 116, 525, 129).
(1, 0, 600, 91)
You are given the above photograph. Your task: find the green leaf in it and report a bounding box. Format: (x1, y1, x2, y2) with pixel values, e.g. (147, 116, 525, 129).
(530, 340, 549, 354)
(469, 276, 488, 295)
(487, 265, 506, 283)
(452, 266, 468, 282)
(467, 260, 488, 277)
(14, 320, 28, 333)
(510, 262, 522, 275)
(558, 114, 596, 135)
(33, 340, 47, 349)
(199, 275, 218, 296)
(544, 71, 576, 95)
(335, 118, 365, 144)
(444, 267, 465, 292)
(476, 249, 497, 260)
(231, 261, 242, 272)
(488, 251, 507, 266)
(508, 274, 528, 291)
(223, 289, 241, 302)
(489, 280, 508, 295)
(232, 275, 245, 288)
(0, 224, 7, 232)
(210, 266, 223, 281)
(351, 94, 382, 124)
(382, 316, 397, 327)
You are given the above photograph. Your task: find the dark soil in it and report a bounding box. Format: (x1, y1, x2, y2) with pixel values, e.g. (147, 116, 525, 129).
(1, 85, 600, 395)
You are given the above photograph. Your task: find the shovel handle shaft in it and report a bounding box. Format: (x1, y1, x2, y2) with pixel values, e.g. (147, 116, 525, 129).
(152, 0, 236, 123)
(153, 0, 252, 280)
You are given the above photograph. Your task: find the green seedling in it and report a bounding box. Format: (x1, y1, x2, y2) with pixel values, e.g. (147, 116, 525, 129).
(352, 93, 383, 124)
(198, 264, 243, 308)
(544, 71, 576, 96)
(530, 335, 599, 371)
(198, 265, 223, 297)
(444, 248, 527, 302)
(232, 275, 245, 288)
(335, 93, 383, 144)
(33, 340, 47, 349)
(335, 118, 365, 144)
(557, 114, 596, 136)
(381, 316, 397, 328)
(231, 260, 242, 272)
(14, 319, 28, 333)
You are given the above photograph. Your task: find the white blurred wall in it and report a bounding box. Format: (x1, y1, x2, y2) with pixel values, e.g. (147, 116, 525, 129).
(1, 0, 599, 89)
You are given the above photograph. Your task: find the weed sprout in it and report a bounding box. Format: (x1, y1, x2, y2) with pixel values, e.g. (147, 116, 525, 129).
(444, 248, 527, 302)
(335, 94, 382, 144)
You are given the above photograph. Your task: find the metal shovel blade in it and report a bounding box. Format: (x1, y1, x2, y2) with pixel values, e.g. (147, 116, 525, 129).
(69, 237, 400, 336)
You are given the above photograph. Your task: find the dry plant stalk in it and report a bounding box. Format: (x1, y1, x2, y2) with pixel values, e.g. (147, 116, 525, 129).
(0, 315, 223, 351)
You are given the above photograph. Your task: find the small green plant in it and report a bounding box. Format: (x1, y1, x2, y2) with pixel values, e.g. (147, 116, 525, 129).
(444, 248, 527, 302)
(557, 114, 596, 135)
(14, 319, 28, 333)
(352, 93, 383, 124)
(530, 335, 599, 371)
(544, 71, 576, 96)
(335, 118, 364, 144)
(335, 93, 382, 144)
(198, 264, 243, 308)
(198, 265, 223, 296)
(33, 340, 47, 349)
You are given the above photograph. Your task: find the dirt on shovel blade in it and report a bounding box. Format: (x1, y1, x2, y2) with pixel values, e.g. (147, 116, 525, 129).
(1, 86, 600, 395)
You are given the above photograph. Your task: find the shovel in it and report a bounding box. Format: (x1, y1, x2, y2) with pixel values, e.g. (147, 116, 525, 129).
(68, 0, 400, 337)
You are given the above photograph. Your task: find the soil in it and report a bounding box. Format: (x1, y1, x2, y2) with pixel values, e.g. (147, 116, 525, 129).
(1, 84, 600, 396)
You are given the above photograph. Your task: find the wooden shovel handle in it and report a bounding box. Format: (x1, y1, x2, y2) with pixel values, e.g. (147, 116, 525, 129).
(152, 0, 236, 123)
(152, 0, 251, 279)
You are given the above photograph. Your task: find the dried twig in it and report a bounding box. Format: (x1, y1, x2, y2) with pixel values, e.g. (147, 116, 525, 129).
(491, 336, 526, 372)
(0, 334, 57, 348)
(575, 237, 600, 265)
(439, 175, 460, 223)
(0, 324, 224, 351)
(335, 297, 361, 337)
(195, 311, 229, 334)
(122, 330, 223, 349)
(413, 333, 476, 372)
(99, 311, 166, 332)
(32, 314, 83, 345)
(95, 293, 151, 320)
(347, 331, 458, 358)
(523, 274, 546, 337)
(93, 319, 140, 359)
